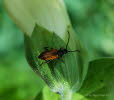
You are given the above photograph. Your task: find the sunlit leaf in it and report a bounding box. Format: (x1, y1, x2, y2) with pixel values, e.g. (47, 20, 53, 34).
(4, 0, 70, 36)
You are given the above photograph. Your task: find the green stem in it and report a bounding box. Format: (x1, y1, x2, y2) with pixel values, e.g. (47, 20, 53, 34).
(61, 90, 72, 100)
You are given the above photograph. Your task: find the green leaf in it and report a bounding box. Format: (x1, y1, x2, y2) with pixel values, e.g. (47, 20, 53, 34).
(108, 86, 114, 100)
(35, 58, 114, 100)
(41, 86, 60, 100)
(5, 0, 89, 97)
(24, 24, 88, 93)
(34, 86, 88, 100)
(78, 58, 114, 100)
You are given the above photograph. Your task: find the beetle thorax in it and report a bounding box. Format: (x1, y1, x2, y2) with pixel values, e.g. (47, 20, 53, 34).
(58, 49, 68, 57)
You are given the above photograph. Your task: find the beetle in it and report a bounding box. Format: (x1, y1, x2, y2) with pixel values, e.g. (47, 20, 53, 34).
(38, 29, 80, 66)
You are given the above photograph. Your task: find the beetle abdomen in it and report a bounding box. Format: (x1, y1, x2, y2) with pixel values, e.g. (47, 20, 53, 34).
(38, 49, 58, 61)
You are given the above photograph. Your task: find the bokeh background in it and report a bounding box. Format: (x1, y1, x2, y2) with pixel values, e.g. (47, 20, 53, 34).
(0, 0, 114, 100)
(64, 0, 114, 59)
(0, 0, 44, 100)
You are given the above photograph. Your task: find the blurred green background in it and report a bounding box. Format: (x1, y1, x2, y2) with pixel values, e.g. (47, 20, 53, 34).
(0, 0, 45, 100)
(0, 0, 114, 100)
(64, 0, 114, 59)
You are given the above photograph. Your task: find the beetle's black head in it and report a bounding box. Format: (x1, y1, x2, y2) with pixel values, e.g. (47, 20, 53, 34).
(58, 48, 68, 57)
(62, 49, 68, 54)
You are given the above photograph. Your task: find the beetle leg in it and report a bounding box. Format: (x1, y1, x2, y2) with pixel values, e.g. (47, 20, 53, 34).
(44, 47, 50, 50)
(58, 57, 65, 64)
(39, 60, 51, 66)
(44, 47, 53, 50)
(61, 58, 65, 64)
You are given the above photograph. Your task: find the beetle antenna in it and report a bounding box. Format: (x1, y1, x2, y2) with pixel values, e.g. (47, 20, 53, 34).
(66, 30, 70, 50)
(68, 50, 80, 52)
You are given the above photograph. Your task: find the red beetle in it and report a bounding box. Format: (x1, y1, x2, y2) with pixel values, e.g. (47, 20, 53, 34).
(38, 30, 80, 66)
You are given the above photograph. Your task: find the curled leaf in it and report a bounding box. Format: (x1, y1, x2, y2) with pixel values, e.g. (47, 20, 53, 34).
(25, 24, 88, 93)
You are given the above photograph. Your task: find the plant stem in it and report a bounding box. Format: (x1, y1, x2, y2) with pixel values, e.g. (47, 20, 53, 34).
(61, 90, 72, 100)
